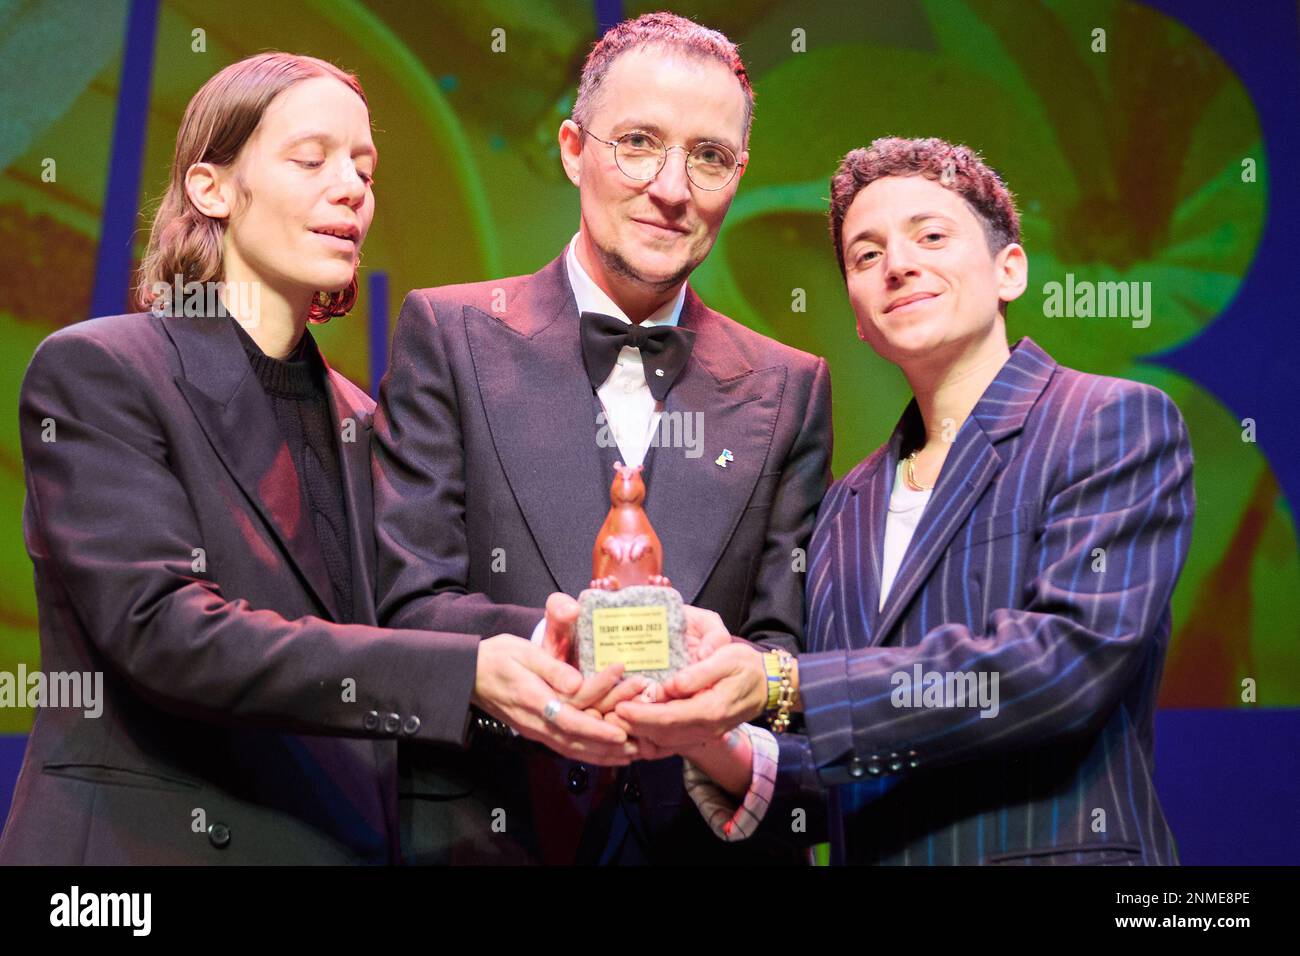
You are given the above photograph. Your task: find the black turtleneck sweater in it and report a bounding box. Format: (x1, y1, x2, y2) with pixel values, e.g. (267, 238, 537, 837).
(231, 319, 353, 623)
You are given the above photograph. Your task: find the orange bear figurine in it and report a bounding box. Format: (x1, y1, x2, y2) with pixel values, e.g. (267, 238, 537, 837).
(590, 462, 672, 591)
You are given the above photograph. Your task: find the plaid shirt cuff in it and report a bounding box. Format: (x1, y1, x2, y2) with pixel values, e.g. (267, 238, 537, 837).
(682, 723, 779, 841)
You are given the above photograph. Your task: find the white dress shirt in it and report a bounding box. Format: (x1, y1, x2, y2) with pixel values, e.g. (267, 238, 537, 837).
(530, 236, 689, 647)
(566, 233, 688, 469)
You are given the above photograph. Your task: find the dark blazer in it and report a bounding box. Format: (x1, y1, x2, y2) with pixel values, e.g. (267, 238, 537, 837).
(763, 337, 1193, 865)
(0, 312, 481, 865)
(373, 253, 832, 864)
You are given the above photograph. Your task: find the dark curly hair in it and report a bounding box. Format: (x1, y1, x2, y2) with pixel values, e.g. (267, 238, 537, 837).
(829, 137, 1020, 277)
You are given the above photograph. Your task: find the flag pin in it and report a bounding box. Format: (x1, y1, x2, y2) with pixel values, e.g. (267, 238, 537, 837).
(715, 449, 735, 468)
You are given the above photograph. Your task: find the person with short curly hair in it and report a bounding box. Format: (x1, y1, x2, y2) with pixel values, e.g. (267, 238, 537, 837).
(622, 136, 1195, 867)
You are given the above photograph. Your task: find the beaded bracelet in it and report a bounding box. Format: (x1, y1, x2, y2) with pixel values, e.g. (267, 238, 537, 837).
(763, 651, 796, 734)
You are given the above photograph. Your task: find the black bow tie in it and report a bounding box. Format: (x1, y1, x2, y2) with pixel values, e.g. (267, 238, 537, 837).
(579, 310, 696, 402)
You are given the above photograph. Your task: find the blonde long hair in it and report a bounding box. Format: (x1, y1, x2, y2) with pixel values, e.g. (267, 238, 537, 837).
(136, 52, 368, 322)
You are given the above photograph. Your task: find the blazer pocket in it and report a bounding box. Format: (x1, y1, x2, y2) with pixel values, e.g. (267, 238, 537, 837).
(742, 471, 783, 512)
(43, 762, 201, 793)
(985, 841, 1143, 866)
(952, 503, 1037, 552)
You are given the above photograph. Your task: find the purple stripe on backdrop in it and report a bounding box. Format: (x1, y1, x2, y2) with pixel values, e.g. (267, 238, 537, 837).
(1154, 708, 1300, 865)
(89, 0, 159, 318)
(593, 0, 624, 35)
(1, 709, 1296, 863)
(1145, 0, 1300, 521)
(368, 271, 389, 399)
(0, 734, 24, 828)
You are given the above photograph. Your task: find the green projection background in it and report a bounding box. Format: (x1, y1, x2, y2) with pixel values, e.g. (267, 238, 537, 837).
(0, 0, 1295, 741)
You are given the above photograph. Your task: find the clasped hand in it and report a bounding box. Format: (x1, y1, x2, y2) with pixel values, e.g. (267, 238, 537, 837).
(473, 593, 769, 765)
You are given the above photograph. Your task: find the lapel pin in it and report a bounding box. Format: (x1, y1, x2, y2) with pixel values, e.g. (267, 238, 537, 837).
(654, 368, 665, 377)
(715, 449, 735, 468)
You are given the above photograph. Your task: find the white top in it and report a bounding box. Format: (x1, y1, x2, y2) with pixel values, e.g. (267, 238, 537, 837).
(564, 233, 688, 469)
(879, 458, 934, 610)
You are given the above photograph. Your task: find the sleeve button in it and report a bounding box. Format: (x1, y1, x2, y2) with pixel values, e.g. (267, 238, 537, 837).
(207, 823, 231, 849)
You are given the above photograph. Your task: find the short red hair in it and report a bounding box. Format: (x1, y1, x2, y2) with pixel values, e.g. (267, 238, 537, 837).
(573, 11, 754, 147)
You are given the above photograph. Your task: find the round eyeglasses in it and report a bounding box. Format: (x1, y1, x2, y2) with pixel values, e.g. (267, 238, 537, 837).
(579, 126, 744, 191)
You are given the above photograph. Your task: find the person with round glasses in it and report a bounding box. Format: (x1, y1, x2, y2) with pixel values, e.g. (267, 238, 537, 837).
(577, 126, 745, 191)
(371, 12, 833, 866)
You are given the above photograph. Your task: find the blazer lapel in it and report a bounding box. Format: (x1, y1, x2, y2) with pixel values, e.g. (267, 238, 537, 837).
(162, 315, 342, 621)
(871, 337, 1057, 643)
(466, 256, 608, 598)
(643, 289, 783, 606)
(834, 441, 896, 651)
(872, 424, 1001, 643)
(465, 264, 784, 605)
(325, 366, 377, 627)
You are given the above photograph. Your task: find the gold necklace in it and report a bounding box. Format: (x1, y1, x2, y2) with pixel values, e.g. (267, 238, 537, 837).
(905, 451, 934, 492)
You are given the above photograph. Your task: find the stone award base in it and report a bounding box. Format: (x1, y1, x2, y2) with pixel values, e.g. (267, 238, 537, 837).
(576, 585, 687, 684)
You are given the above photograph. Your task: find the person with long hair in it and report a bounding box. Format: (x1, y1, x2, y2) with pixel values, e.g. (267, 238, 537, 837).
(0, 52, 632, 865)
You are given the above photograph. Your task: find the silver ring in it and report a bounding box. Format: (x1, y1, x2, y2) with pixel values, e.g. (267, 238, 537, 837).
(543, 699, 563, 723)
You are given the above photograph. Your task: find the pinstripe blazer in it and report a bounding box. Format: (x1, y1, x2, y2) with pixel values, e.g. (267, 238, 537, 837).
(763, 337, 1194, 865)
